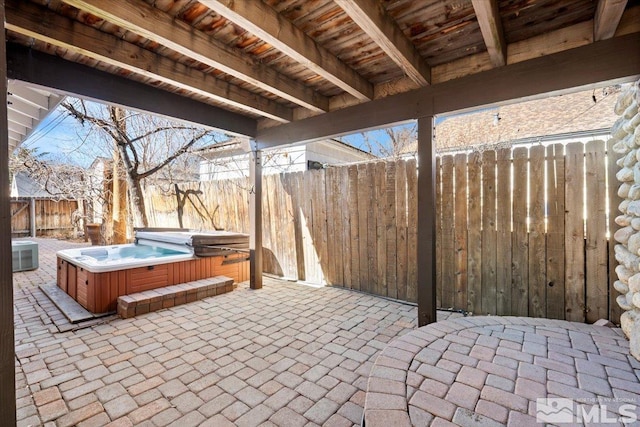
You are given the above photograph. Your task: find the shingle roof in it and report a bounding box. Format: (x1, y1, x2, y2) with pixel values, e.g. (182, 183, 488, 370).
(435, 86, 619, 150)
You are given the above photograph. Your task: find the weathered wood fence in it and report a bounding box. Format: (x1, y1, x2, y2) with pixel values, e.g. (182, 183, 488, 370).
(147, 139, 622, 323)
(11, 199, 79, 237)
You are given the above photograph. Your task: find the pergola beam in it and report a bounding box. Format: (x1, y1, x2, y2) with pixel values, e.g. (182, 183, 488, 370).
(199, 0, 373, 101)
(256, 32, 640, 147)
(6, 44, 257, 137)
(334, 0, 431, 86)
(417, 115, 436, 326)
(64, 0, 328, 112)
(595, 0, 628, 40)
(249, 149, 263, 290)
(5, 0, 292, 123)
(0, 4, 17, 425)
(471, 0, 507, 67)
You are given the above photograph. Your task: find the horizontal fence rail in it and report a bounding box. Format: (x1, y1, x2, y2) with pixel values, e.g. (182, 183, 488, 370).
(148, 140, 621, 323)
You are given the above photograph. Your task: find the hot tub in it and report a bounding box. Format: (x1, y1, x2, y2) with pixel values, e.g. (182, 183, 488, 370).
(56, 230, 249, 313)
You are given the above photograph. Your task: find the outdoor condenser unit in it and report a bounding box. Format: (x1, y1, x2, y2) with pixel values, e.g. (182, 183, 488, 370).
(12, 240, 39, 272)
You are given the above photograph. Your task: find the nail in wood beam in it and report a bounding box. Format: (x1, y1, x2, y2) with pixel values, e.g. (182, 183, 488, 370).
(0, 3, 18, 423)
(417, 115, 437, 326)
(249, 148, 263, 289)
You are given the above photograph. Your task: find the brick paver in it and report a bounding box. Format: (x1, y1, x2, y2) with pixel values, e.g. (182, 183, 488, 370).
(13, 237, 459, 426)
(363, 315, 640, 426)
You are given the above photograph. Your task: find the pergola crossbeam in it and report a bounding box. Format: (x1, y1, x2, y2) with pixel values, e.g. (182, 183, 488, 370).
(595, 0, 628, 40)
(472, 0, 507, 67)
(63, 0, 328, 112)
(5, 0, 293, 123)
(334, 0, 431, 86)
(199, 0, 373, 101)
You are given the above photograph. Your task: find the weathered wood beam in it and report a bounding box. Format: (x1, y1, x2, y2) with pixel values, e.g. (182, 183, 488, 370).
(0, 3, 17, 425)
(471, 0, 506, 67)
(64, 0, 328, 112)
(7, 44, 258, 137)
(5, 0, 292, 123)
(417, 115, 436, 326)
(334, 0, 431, 86)
(256, 32, 640, 147)
(434, 4, 640, 83)
(200, 0, 373, 101)
(594, 0, 628, 40)
(249, 148, 263, 290)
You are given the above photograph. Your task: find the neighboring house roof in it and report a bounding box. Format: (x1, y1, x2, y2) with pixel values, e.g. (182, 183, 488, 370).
(11, 172, 61, 199)
(197, 137, 373, 160)
(403, 86, 620, 154)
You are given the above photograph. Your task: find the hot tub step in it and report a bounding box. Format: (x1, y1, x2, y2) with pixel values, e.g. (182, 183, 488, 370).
(117, 275, 234, 318)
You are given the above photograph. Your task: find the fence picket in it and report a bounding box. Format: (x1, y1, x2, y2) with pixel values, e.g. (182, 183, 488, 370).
(357, 164, 370, 291)
(454, 153, 468, 310)
(440, 155, 455, 308)
(348, 165, 360, 290)
(496, 147, 512, 315)
(585, 140, 608, 322)
(481, 150, 497, 315)
(396, 160, 408, 301)
(467, 152, 482, 314)
(325, 168, 337, 285)
(375, 162, 387, 296)
(529, 145, 546, 318)
(386, 161, 398, 298)
(565, 142, 586, 322)
(546, 144, 566, 319)
(512, 147, 529, 316)
(406, 158, 418, 303)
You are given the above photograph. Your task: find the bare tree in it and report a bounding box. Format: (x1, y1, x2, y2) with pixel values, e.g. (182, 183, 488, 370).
(340, 123, 417, 158)
(10, 146, 91, 201)
(61, 99, 225, 227)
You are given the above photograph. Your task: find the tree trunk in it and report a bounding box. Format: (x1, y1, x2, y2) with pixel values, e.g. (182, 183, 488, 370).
(123, 162, 149, 228)
(112, 108, 128, 243)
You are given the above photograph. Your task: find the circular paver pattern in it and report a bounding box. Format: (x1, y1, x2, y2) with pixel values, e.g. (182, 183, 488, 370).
(363, 316, 640, 426)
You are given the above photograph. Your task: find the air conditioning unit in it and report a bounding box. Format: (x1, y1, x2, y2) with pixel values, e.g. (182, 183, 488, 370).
(12, 240, 39, 272)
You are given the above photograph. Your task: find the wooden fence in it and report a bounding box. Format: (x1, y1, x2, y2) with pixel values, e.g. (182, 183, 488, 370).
(147, 139, 622, 323)
(11, 199, 79, 237)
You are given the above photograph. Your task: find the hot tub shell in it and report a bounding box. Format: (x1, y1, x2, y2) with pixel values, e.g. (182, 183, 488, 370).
(56, 231, 249, 313)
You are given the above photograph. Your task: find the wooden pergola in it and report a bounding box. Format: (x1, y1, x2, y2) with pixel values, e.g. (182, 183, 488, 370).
(1, 0, 639, 422)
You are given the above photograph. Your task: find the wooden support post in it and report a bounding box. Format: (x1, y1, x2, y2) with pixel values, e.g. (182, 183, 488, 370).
(249, 148, 263, 289)
(29, 197, 36, 237)
(417, 116, 437, 327)
(0, 2, 17, 424)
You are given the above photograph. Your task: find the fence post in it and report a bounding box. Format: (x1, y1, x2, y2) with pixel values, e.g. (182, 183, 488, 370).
(30, 198, 36, 237)
(417, 116, 437, 326)
(249, 148, 263, 290)
(0, 2, 17, 423)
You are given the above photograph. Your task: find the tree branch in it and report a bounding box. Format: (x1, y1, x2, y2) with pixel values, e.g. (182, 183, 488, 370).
(138, 131, 211, 179)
